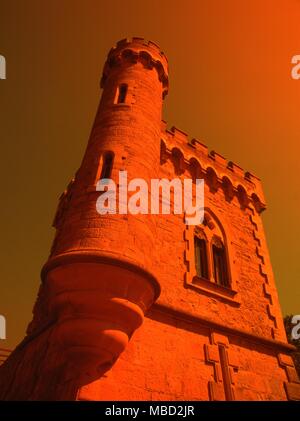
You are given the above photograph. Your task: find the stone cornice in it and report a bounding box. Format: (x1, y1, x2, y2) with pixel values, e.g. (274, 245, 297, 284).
(150, 303, 295, 353)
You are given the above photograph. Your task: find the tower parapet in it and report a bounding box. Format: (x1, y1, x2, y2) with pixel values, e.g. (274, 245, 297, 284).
(101, 37, 169, 98)
(161, 123, 266, 212)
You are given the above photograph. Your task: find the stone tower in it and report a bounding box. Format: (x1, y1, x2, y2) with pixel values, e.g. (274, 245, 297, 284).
(0, 38, 299, 401)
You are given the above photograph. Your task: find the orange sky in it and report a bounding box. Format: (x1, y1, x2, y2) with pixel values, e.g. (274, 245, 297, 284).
(0, 0, 299, 349)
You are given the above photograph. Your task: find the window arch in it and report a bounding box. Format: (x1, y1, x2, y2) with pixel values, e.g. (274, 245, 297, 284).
(211, 236, 229, 287)
(171, 147, 185, 175)
(194, 229, 209, 280)
(192, 211, 231, 290)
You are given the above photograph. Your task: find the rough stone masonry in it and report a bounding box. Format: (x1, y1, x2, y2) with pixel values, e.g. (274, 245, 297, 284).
(0, 38, 299, 401)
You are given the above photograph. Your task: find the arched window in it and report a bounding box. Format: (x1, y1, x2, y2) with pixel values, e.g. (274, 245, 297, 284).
(212, 237, 229, 287)
(191, 212, 232, 292)
(100, 152, 114, 179)
(194, 235, 209, 280)
(171, 148, 184, 175)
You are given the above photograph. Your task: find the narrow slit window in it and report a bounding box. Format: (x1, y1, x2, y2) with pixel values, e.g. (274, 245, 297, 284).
(212, 243, 229, 287)
(100, 152, 114, 179)
(194, 236, 209, 279)
(117, 84, 128, 104)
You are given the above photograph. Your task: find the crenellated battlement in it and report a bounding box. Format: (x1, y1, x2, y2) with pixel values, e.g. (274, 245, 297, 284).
(101, 37, 169, 98)
(113, 37, 168, 64)
(161, 121, 266, 212)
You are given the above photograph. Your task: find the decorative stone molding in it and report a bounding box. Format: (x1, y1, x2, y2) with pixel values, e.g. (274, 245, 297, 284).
(248, 205, 280, 339)
(160, 127, 266, 212)
(278, 353, 300, 400)
(184, 208, 240, 304)
(101, 37, 169, 98)
(152, 303, 295, 354)
(205, 332, 238, 401)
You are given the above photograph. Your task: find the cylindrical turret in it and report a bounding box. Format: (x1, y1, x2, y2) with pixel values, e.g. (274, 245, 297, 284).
(46, 37, 168, 273)
(37, 38, 168, 390)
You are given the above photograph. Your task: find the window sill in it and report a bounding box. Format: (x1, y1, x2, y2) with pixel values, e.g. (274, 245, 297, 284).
(187, 275, 241, 305)
(112, 103, 131, 109)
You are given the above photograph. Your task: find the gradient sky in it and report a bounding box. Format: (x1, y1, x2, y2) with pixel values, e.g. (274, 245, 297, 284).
(0, 0, 299, 349)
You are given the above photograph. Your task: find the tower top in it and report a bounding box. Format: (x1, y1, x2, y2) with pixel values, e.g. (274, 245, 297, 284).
(100, 37, 169, 98)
